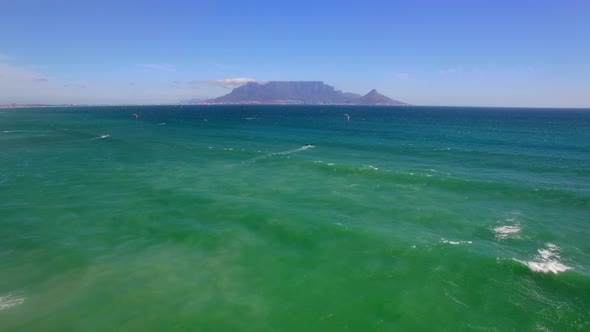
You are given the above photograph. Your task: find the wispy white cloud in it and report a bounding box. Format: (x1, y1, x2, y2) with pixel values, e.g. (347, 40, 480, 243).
(0, 60, 210, 104)
(206, 77, 258, 89)
(439, 66, 464, 75)
(138, 63, 175, 71)
(63, 83, 87, 89)
(0, 62, 69, 103)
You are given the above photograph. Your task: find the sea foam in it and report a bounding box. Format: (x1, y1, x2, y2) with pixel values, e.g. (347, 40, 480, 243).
(247, 145, 315, 163)
(518, 243, 571, 274)
(0, 293, 25, 311)
(440, 238, 472, 245)
(493, 225, 521, 240)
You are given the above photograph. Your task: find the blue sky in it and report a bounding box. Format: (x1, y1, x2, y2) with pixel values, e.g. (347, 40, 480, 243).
(1, 0, 589, 107)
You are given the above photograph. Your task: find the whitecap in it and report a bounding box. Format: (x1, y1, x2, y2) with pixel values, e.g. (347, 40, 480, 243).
(493, 225, 521, 240)
(297, 144, 315, 151)
(440, 238, 472, 245)
(85, 134, 109, 141)
(0, 293, 25, 311)
(2, 130, 29, 133)
(273, 144, 314, 155)
(517, 243, 572, 274)
(45, 134, 110, 144)
(245, 145, 315, 163)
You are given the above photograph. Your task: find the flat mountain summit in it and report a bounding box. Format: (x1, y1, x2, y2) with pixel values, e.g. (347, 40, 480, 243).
(206, 81, 405, 105)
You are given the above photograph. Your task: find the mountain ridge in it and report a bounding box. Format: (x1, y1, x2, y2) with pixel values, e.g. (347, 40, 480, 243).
(204, 81, 405, 105)
(347, 89, 405, 105)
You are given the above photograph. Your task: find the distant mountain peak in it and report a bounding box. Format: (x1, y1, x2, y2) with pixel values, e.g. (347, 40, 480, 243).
(205, 81, 405, 105)
(347, 89, 406, 106)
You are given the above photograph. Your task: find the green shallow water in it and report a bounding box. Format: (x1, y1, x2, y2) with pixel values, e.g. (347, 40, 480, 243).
(1, 105, 589, 331)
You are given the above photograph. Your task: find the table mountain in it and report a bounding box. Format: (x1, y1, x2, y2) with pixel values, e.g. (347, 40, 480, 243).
(206, 81, 405, 105)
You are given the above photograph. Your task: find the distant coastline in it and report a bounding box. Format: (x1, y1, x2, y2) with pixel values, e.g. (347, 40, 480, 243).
(204, 81, 407, 106)
(3, 103, 589, 110)
(0, 104, 71, 109)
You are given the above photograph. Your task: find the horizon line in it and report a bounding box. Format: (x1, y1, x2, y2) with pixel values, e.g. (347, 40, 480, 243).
(2, 103, 590, 110)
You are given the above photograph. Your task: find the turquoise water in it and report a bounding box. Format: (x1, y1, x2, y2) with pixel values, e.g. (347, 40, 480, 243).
(1, 105, 589, 331)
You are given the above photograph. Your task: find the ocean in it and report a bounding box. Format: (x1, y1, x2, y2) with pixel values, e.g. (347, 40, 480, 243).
(1, 105, 589, 331)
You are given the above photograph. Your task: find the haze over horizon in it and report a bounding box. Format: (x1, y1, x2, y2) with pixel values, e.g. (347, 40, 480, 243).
(1, 0, 589, 108)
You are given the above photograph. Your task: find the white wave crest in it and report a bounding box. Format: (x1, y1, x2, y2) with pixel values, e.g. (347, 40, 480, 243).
(440, 238, 472, 245)
(48, 134, 110, 143)
(247, 145, 315, 163)
(295, 144, 315, 152)
(267, 144, 315, 156)
(81, 134, 110, 141)
(518, 243, 571, 274)
(493, 225, 521, 240)
(0, 293, 25, 311)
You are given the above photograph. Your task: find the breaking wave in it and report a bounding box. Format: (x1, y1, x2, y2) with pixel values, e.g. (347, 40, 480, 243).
(0, 293, 25, 311)
(516, 243, 572, 274)
(440, 238, 473, 245)
(246, 144, 315, 163)
(493, 225, 521, 240)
